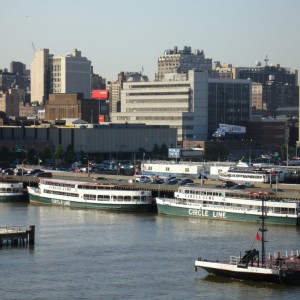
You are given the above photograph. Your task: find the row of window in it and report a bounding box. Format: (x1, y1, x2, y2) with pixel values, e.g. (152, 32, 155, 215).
(177, 198, 297, 214)
(126, 107, 187, 113)
(127, 92, 189, 96)
(44, 190, 79, 197)
(0, 188, 22, 193)
(129, 84, 190, 89)
(83, 194, 147, 202)
(126, 99, 189, 104)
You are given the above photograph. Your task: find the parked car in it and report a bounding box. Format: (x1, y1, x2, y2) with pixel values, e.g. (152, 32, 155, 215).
(14, 168, 26, 176)
(34, 172, 52, 178)
(26, 169, 44, 176)
(1, 168, 14, 175)
(93, 177, 108, 181)
(163, 179, 179, 185)
(177, 178, 194, 185)
(151, 178, 165, 184)
(135, 176, 151, 183)
(239, 181, 255, 188)
(221, 180, 236, 188)
(230, 184, 246, 190)
(185, 183, 196, 187)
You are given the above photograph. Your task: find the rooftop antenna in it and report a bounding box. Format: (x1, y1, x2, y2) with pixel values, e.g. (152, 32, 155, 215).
(264, 55, 269, 67)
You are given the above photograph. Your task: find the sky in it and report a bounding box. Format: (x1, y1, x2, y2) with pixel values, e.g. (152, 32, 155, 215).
(1, 0, 300, 82)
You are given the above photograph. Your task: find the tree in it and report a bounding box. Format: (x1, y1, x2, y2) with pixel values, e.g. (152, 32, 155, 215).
(64, 145, 75, 165)
(152, 144, 160, 159)
(27, 148, 37, 164)
(204, 144, 229, 161)
(137, 147, 147, 160)
(54, 144, 64, 164)
(160, 144, 168, 159)
(40, 146, 53, 165)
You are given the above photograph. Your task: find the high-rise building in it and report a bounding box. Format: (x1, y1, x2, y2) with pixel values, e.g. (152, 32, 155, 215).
(30, 49, 50, 104)
(31, 49, 91, 104)
(106, 71, 149, 116)
(111, 70, 251, 142)
(237, 63, 299, 117)
(155, 46, 212, 81)
(10, 61, 26, 75)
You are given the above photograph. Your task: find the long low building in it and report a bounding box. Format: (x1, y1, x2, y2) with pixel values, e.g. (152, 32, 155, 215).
(0, 124, 177, 154)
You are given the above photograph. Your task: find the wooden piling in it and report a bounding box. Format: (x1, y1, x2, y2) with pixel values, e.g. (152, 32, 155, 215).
(28, 225, 35, 245)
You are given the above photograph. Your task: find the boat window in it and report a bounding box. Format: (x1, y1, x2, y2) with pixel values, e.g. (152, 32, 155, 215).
(289, 208, 295, 214)
(133, 196, 141, 201)
(83, 194, 96, 201)
(124, 196, 131, 201)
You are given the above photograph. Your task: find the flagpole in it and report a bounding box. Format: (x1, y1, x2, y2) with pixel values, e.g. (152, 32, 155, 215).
(260, 198, 268, 266)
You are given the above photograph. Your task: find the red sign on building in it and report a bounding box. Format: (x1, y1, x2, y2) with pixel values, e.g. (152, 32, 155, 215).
(98, 115, 105, 123)
(92, 89, 109, 99)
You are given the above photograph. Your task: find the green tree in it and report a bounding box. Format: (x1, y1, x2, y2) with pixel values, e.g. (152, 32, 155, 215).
(152, 144, 160, 159)
(27, 148, 37, 164)
(64, 145, 75, 165)
(137, 147, 146, 160)
(40, 146, 53, 165)
(204, 144, 229, 161)
(159, 144, 168, 160)
(54, 144, 64, 164)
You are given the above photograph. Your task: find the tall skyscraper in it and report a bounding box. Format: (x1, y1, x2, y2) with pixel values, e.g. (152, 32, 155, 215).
(30, 49, 50, 104)
(31, 49, 91, 104)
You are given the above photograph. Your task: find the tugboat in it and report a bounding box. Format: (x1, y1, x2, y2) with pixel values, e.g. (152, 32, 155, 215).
(194, 199, 300, 284)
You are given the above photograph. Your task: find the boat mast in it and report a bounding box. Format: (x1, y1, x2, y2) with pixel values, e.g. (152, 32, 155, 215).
(260, 198, 268, 266)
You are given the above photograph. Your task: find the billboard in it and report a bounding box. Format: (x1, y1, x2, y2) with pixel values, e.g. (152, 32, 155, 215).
(92, 89, 109, 99)
(168, 148, 181, 158)
(98, 115, 105, 123)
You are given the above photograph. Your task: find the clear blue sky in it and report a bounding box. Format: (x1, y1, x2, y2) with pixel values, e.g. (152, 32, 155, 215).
(1, 0, 300, 82)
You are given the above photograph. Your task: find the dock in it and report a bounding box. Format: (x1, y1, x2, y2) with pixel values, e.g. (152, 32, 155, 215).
(0, 225, 35, 247)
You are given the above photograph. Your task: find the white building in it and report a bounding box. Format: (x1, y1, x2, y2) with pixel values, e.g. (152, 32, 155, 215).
(31, 49, 50, 104)
(111, 71, 209, 142)
(31, 49, 91, 104)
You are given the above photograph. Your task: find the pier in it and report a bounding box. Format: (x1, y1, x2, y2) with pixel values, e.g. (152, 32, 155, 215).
(0, 225, 35, 247)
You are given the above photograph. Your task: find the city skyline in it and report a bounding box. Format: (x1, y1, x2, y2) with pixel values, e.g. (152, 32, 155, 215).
(1, 0, 300, 82)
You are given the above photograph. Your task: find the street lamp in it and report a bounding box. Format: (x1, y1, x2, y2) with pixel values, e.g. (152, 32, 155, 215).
(84, 158, 90, 178)
(21, 159, 27, 176)
(142, 153, 145, 175)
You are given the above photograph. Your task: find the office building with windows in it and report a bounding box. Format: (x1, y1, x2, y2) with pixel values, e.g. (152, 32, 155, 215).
(111, 70, 251, 142)
(155, 46, 212, 81)
(31, 49, 91, 104)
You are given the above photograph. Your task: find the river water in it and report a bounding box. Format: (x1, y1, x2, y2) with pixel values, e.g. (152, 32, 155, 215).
(1, 202, 300, 300)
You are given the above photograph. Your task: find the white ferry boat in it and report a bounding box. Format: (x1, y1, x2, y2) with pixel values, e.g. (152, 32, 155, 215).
(218, 161, 285, 183)
(0, 181, 24, 202)
(27, 178, 154, 212)
(156, 186, 300, 225)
